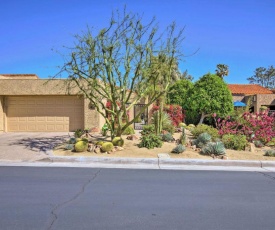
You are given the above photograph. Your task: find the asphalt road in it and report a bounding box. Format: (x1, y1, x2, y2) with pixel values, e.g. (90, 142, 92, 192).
(1, 167, 275, 230)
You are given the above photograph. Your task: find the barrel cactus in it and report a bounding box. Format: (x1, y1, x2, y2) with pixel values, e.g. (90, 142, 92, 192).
(74, 140, 88, 152)
(112, 137, 124, 147)
(101, 142, 114, 152)
(178, 123, 186, 128)
(96, 141, 105, 146)
(201, 142, 226, 156)
(171, 144, 186, 154)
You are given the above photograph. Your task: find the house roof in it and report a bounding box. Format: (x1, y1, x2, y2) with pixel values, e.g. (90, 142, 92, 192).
(227, 84, 273, 95)
(0, 74, 39, 79)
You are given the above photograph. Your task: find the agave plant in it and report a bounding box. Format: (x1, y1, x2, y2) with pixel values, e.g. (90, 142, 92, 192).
(264, 149, 275, 157)
(201, 142, 226, 156)
(194, 132, 211, 148)
(171, 144, 186, 154)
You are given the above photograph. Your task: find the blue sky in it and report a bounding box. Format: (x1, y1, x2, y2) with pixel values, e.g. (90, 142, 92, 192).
(0, 0, 274, 83)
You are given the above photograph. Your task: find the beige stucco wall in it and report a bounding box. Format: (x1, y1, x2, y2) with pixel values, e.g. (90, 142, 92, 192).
(232, 95, 246, 102)
(254, 94, 275, 112)
(0, 79, 81, 95)
(0, 79, 102, 131)
(0, 96, 4, 132)
(84, 98, 103, 130)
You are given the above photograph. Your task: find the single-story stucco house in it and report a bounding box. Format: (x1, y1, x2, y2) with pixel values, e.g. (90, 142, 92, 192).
(228, 84, 275, 113)
(0, 74, 105, 132)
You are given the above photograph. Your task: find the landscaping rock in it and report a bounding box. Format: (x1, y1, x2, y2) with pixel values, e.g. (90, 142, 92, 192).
(94, 146, 101, 154)
(126, 135, 138, 140)
(115, 146, 124, 151)
(249, 143, 256, 153)
(90, 127, 100, 133)
(87, 144, 94, 152)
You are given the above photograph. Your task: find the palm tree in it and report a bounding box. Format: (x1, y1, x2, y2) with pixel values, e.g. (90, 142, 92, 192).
(215, 64, 229, 78)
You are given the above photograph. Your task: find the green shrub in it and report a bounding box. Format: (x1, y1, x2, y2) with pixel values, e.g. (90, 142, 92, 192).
(254, 140, 264, 148)
(201, 142, 226, 156)
(75, 138, 82, 142)
(122, 125, 135, 135)
(267, 138, 275, 147)
(162, 133, 174, 142)
(191, 124, 219, 140)
(74, 141, 88, 152)
(74, 129, 84, 138)
(171, 144, 186, 154)
(264, 149, 275, 157)
(222, 134, 247, 150)
(81, 138, 89, 143)
(112, 137, 124, 147)
(101, 142, 114, 152)
(140, 125, 155, 136)
(101, 123, 109, 136)
(162, 124, 175, 134)
(138, 134, 163, 149)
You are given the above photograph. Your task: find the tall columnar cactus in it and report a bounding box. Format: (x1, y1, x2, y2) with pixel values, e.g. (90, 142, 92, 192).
(180, 127, 186, 145)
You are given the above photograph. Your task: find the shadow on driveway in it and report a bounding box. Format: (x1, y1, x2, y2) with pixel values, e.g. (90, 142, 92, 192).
(10, 136, 68, 153)
(2, 133, 71, 153)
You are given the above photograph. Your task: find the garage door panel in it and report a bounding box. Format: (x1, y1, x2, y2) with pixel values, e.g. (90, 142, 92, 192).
(7, 96, 84, 132)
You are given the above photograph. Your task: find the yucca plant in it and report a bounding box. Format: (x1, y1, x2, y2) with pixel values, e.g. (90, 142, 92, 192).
(171, 144, 186, 154)
(201, 142, 226, 156)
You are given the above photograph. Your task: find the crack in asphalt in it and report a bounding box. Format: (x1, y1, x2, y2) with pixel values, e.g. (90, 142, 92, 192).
(46, 169, 101, 230)
(256, 171, 275, 182)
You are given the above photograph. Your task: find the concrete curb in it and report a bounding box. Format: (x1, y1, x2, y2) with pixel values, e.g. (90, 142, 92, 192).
(38, 156, 275, 168)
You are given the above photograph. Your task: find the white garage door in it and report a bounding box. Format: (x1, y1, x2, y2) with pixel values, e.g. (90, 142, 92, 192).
(7, 96, 84, 132)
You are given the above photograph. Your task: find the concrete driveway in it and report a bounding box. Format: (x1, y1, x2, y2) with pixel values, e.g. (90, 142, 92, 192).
(0, 132, 71, 162)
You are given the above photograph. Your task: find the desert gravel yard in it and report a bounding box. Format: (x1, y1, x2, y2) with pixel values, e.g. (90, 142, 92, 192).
(53, 132, 275, 161)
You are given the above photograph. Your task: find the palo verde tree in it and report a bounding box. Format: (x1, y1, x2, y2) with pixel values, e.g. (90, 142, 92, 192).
(185, 73, 233, 124)
(57, 9, 184, 139)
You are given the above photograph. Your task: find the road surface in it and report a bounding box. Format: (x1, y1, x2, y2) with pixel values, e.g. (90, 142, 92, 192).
(1, 166, 275, 230)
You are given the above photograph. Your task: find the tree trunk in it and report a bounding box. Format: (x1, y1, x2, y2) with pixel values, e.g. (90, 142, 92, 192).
(198, 113, 206, 124)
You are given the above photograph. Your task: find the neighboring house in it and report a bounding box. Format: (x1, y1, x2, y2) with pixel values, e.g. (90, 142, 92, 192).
(227, 84, 275, 113)
(0, 74, 104, 132)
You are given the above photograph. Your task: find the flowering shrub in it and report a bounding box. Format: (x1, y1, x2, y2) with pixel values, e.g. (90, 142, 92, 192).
(217, 111, 275, 143)
(222, 134, 247, 150)
(150, 104, 184, 126)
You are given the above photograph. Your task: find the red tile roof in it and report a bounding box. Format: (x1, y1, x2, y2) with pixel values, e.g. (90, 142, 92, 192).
(227, 84, 273, 95)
